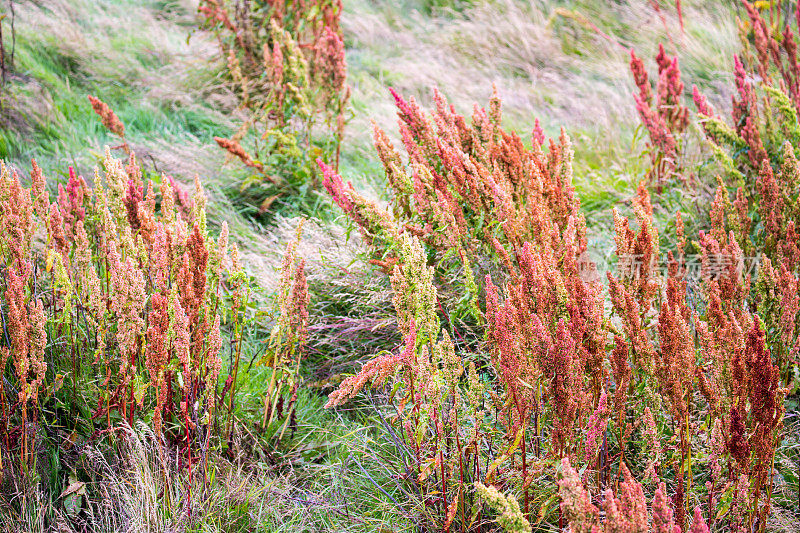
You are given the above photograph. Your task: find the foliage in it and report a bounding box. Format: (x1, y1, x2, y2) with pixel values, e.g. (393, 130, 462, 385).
(199, 0, 350, 207)
(0, 150, 246, 514)
(320, 87, 791, 531)
(629, 1, 800, 394)
(3, 1, 800, 532)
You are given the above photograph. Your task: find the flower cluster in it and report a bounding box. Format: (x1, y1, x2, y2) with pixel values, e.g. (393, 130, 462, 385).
(199, 0, 350, 197)
(558, 458, 711, 533)
(88, 95, 129, 155)
(604, 186, 788, 531)
(319, 86, 586, 333)
(0, 152, 242, 473)
(629, 45, 690, 183)
(629, 2, 800, 402)
(88, 95, 125, 139)
(321, 83, 790, 531)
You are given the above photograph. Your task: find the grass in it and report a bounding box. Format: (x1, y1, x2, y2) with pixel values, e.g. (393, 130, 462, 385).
(2, 0, 227, 163)
(3, 0, 798, 531)
(5, 392, 408, 532)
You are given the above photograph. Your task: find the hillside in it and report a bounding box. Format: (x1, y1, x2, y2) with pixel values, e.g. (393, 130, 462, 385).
(1, 1, 799, 532)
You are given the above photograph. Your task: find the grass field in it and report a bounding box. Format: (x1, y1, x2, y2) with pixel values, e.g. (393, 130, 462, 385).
(2, 1, 799, 531)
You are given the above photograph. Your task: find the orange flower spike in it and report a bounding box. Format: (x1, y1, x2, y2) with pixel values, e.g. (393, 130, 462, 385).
(88, 95, 125, 138)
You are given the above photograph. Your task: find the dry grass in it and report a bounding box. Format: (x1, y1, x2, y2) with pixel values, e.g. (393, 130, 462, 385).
(0, 420, 381, 533)
(342, 0, 738, 155)
(242, 216, 365, 294)
(242, 216, 398, 377)
(14, 0, 215, 93)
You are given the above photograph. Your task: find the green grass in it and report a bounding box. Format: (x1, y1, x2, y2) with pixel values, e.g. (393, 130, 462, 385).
(1, 0, 229, 177)
(209, 366, 412, 532)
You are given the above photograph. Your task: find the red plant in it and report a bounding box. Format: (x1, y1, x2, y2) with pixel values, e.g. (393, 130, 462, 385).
(629, 45, 690, 183)
(199, 0, 349, 190)
(88, 95, 130, 154)
(319, 86, 585, 293)
(0, 152, 238, 488)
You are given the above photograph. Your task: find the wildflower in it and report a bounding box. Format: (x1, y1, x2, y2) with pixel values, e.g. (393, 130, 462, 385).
(708, 418, 724, 481)
(1, 167, 34, 263)
(629, 49, 652, 105)
(210, 220, 229, 279)
(123, 160, 144, 230)
(532, 118, 545, 146)
(551, 318, 582, 456)
(603, 462, 648, 532)
(27, 299, 47, 403)
(269, 39, 284, 88)
(778, 263, 799, 351)
(88, 95, 125, 138)
(186, 223, 209, 325)
(655, 45, 688, 131)
(318, 158, 400, 249)
(313, 26, 347, 95)
(657, 274, 694, 422)
(160, 177, 175, 226)
(391, 235, 437, 340)
(629, 44, 689, 181)
(689, 506, 710, 533)
(108, 241, 146, 380)
(151, 223, 170, 291)
(642, 407, 662, 485)
(558, 458, 600, 533)
(745, 320, 784, 470)
(727, 475, 751, 532)
(58, 167, 88, 241)
(47, 202, 68, 260)
(634, 93, 678, 163)
(583, 389, 609, 464)
(146, 292, 169, 433)
(102, 147, 130, 226)
(325, 322, 416, 408)
(290, 258, 309, 350)
(198, 0, 235, 34)
(0, 347, 8, 385)
(692, 84, 715, 117)
(674, 211, 685, 259)
(742, 1, 778, 83)
(757, 160, 784, 236)
(168, 175, 193, 213)
(214, 137, 265, 173)
(5, 264, 33, 411)
(610, 336, 631, 418)
(174, 295, 191, 386)
(29, 159, 49, 220)
(475, 483, 531, 533)
(652, 483, 677, 533)
(731, 55, 756, 125)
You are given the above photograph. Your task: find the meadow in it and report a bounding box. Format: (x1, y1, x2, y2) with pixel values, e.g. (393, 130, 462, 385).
(0, 0, 799, 531)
